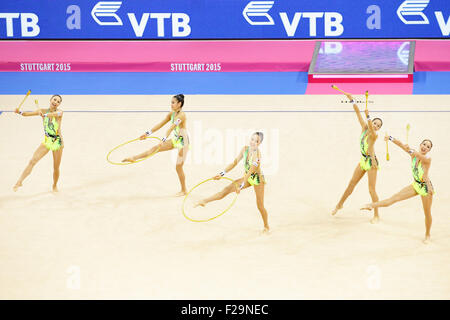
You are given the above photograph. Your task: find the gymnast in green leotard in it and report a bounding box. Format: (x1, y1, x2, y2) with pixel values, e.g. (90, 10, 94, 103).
(194, 132, 269, 233)
(13, 95, 64, 192)
(331, 93, 383, 223)
(361, 137, 434, 244)
(122, 94, 190, 196)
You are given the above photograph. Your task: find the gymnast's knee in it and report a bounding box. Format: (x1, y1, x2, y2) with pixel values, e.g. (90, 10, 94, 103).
(369, 186, 378, 197)
(29, 158, 39, 167)
(257, 202, 266, 212)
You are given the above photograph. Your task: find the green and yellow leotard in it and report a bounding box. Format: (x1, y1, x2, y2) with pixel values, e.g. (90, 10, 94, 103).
(244, 146, 265, 186)
(359, 129, 378, 171)
(42, 111, 62, 151)
(412, 156, 433, 196)
(170, 112, 188, 149)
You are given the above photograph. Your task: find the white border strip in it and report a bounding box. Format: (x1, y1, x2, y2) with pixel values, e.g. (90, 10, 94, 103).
(312, 74, 409, 79)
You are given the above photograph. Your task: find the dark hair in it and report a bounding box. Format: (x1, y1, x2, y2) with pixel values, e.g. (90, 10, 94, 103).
(373, 117, 383, 126)
(422, 139, 433, 149)
(51, 94, 62, 102)
(253, 132, 264, 143)
(173, 94, 184, 107)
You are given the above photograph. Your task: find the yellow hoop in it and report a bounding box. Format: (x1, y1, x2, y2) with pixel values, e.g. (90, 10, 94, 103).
(182, 177, 239, 223)
(106, 136, 162, 165)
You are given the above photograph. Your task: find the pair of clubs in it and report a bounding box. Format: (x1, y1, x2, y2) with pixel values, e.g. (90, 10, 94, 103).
(331, 85, 410, 161)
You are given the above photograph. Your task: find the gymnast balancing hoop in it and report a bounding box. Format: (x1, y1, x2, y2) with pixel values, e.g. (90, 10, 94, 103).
(13, 95, 64, 193)
(193, 132, 270, 233)
(331, 88, 384, 224)
(121, 94, 190, 196)
(182, 176, 239, 222)
(361, 136, 434, 244)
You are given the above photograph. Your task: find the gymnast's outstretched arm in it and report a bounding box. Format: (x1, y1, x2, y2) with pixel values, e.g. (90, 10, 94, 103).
(345, 93, 366, 130)
(15, 108, 41, 117)
(213, 146, 245, 180)
(139, 112, 172, 139)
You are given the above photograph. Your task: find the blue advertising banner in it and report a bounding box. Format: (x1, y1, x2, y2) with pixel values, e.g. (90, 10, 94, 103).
(0, 0, 449, 39)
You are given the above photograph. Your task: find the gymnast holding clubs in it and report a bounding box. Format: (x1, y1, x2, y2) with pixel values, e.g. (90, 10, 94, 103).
(331, 88, 383, 224)
(361, 136, 434, 244)
(13, 95, 64, 192)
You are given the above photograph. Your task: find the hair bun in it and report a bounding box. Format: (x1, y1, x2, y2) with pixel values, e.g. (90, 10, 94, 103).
(173, 94, 185, 107)
(254, 131, 264, 143)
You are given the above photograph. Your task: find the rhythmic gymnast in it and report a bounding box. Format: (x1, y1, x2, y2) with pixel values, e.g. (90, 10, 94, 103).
(361, 137, 434, 244)
(194, 132, 269, 233)
(13, 95, 64, 192)
(122, 94, 189, 196)
(331, 93, 383, 223)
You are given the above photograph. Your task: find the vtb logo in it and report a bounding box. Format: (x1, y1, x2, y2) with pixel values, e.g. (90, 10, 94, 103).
(0, 13, 40, 37)
(242, 1, 344, 37)
(397, 0, 430, 24)
(396, 0, 450, 36)
(91, 1, 123, 26)
(243, 1, 275, 25)
(90, 1, 191, 37)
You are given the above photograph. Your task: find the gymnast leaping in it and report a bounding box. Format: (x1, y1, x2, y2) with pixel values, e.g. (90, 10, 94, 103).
(361, 136, 434, 244)
(331, 92, 383, 223)
(194, 132, 270, 233)
(122, 94, 189, 196)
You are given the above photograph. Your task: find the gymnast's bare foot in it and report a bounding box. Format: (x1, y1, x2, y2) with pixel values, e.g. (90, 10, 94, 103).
(331, 204, 342, 215)
(13, 182, 22, 192)
(370, 215, 379, 224)
(175, 190, 187, 197)
(423, 235, 431, 244)
(194, 200, 206, 208)
(52, 185, 59, 193)
(261, 226, 270, 234)
(121, 157, 136, 163)
(361, 203, 373, 211)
